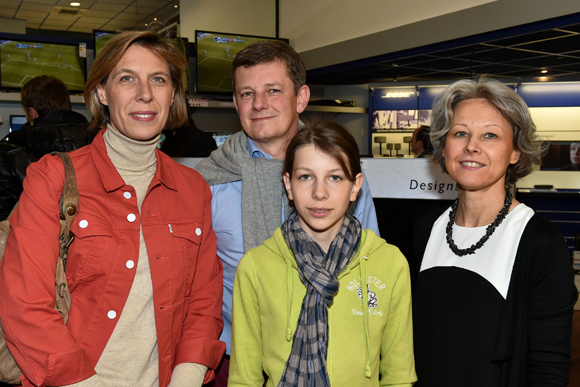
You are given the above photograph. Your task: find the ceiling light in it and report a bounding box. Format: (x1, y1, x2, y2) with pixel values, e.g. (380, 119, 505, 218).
(154, 17, 157, 20)
(70, 2, 81, 6)
(145, 23, 148, 26)
(541, 70, 548, 74)
(174, 4, 178, 8)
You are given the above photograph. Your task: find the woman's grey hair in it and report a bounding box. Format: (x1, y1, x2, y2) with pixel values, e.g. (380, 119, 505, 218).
(430, 77, 544, 184)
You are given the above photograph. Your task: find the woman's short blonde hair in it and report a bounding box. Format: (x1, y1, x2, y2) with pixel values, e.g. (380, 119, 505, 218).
(430, 77, 544, 184)
(84, 30, 188, 130)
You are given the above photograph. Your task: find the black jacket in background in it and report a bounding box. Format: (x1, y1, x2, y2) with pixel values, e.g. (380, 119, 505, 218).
(0, 109, 99, 220)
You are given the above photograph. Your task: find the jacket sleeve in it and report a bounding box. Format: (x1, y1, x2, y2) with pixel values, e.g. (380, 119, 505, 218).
(0, 155, 96, 386)
(526, 224, 577, 387)
(379, 249, 417, 387)
(228, 251, 264, 387)
(173, 181, 225, 384)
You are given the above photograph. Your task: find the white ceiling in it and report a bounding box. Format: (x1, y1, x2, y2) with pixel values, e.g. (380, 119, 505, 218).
(0, 0, 179, 33)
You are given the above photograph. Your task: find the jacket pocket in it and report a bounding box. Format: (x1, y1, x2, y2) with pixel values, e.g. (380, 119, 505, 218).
(68, 211, 113, 284)
(169, 221, 203, 295)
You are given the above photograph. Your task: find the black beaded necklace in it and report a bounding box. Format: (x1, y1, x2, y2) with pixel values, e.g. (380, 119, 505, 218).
(446, 186, 513, 257)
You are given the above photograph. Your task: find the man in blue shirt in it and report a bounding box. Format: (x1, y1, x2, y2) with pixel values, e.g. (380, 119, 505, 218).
(195, 40, 379, 386)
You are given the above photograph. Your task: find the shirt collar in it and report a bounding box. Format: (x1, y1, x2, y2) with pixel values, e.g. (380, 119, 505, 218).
(247, 137, 273, 160)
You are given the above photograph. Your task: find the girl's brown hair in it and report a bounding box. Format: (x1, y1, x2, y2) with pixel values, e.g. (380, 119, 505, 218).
(84, 30, 188, 130)
(284, 120, 361, 181)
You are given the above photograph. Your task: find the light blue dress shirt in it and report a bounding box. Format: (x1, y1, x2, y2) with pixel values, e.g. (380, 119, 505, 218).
(210, 138, 379, 355)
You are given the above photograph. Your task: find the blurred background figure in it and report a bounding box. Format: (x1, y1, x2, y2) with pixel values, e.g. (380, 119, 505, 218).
(0, 140, 37, 220)
(0, 75, 98, 219)
(411, 125, 434, 158)
(560, 142, 580, 170)
(159, 104, 217, 157)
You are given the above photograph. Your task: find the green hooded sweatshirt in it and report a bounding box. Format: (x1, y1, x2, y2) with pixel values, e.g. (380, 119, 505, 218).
(229, 228, 417, 387)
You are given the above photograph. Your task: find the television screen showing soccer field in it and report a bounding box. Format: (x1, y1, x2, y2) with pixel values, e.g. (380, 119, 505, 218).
(195, 31, 288, 94)
(0, 39, 86, 92)
(94, 30, 117, 58)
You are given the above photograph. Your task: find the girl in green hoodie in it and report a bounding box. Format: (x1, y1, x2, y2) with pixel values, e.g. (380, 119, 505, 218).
(229, 120, 416, 387)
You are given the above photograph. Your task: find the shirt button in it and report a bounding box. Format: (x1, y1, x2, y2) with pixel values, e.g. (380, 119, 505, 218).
(127, 213, 136, 222)
(79, 220, 88, 228)
(107, 310, 117, 319)
(123, 192, 132, 199)
(195, 228, 202, 236)
(126, 260, 135, 269)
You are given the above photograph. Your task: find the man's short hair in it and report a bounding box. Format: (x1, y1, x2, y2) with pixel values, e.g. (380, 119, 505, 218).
(231, 40, 306, 94)
(21, 75, 72, 117)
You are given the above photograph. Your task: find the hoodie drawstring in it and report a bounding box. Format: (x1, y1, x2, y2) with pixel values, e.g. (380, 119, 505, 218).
(359, 256, 372, 378)
(285, 257, 293, 341)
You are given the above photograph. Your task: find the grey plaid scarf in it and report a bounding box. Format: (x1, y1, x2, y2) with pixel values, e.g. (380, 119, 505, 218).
(279, 213, 362, 387)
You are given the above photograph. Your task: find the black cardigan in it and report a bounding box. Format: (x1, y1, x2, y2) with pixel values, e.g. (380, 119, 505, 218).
(413, 210, 578, 387)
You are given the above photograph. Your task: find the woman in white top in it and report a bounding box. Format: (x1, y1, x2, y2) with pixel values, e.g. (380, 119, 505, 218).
(412, 77, 577, 387)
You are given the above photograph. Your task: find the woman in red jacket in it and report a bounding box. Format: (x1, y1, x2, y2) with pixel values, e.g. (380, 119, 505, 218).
(0, 30, 225, 387)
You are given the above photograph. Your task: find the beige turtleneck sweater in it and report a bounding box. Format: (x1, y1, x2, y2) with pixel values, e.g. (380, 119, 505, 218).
(63, 125, 207, 387)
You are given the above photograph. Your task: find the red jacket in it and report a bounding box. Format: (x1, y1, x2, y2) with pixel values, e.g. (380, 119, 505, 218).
(0, 131, 225, 387)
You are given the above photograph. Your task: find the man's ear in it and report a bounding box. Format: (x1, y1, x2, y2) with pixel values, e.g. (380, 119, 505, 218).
(296, 85, 310, 114)
(97, 83, 108, 106)
(350, 173, 364, 202)
(28, 107, 39, 121)
(233, 92, 239, 113)
(283, 172, 293, 201)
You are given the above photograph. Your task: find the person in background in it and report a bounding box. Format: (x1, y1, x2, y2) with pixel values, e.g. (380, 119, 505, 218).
(0, 30, 224, 387)
(229, 120, 415, 387)
(194, 40, 379, 386)
(413, 78, 577, 387)
(410, 125, 434, 158)
(0, 75, 99, 219)
(559, 142, 579, 171)
(159, 104, 217, 157)
(0, 141, 37, 220)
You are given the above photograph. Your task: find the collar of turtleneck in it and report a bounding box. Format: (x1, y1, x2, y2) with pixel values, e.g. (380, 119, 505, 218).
(103, 123, 158, 175)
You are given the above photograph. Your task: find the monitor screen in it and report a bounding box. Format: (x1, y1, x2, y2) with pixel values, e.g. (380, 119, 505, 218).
(212, 132, 235, 147)
(540, 141, 580, 171)
(0, 39, 87, 92)
(195, 30, 289, 95)
(9, 115, 27, 132)
(94, 30, 117, 58)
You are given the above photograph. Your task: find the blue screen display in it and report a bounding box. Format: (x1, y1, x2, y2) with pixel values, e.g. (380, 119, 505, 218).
(10, 115, 27, 132)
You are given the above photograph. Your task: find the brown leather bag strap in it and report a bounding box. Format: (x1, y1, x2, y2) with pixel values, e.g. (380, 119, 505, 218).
(50, 152, 78, 270)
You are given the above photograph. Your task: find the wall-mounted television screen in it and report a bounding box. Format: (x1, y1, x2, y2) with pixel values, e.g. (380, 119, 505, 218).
(9, 115, 27, 132)
(94, 30, 117, 58)
(94, 30, 190, 92)
(195, 30, 289, 95)
(0, 39, 86, 92)
(540, 141, 580, 171)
